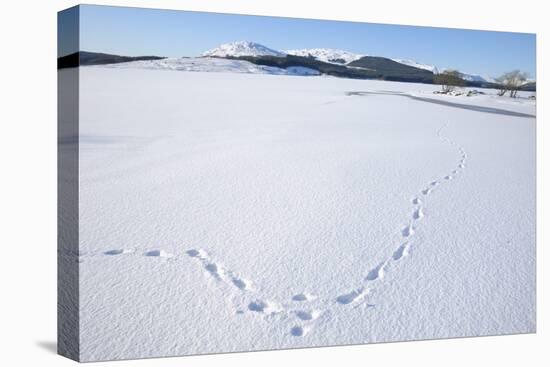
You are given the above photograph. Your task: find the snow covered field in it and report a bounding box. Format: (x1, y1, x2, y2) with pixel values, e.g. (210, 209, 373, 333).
(72, 67, 535, 361)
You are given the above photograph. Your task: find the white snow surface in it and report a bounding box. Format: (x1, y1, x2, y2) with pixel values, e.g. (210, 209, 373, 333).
(202, 41, 285, 57)
(284, 48, 364, 64)
(73, 67, 536, 361)
(391, 58, 439, 73)
(103, 57, 320, 76)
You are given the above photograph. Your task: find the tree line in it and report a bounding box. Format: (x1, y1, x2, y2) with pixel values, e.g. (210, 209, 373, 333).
(434, 69, 530, 97)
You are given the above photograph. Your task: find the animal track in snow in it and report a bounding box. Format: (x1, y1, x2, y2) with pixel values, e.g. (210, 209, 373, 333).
(336, 287, 369, 305)
(366, 261, 388, 281)
(205, 262, 224, 280)
(402, 224, 415, 237)
(144, 249, 173, 258)
(231, 277, 250, 290)
(413, 208, 424, 220)
(186, 248, 252, 291)
(295, 310, 321, 321)
(292, 293, 315, 302)
(226, 272, 252, 290)
(104, 249, 133, 255)
(290, 326, 307, 337)
(181, 121, 468, 338)
(248, 300, 281, 314)
(392, 243, 411, 261)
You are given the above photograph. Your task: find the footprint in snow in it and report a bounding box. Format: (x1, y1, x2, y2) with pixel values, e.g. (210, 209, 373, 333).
(295, 310, 321, 321)
(402, 224, 415, 237)
(292, 293, 315, 302)
(186, 249, 207, 259)
(205, 262, 223, 279)
(336, 287, 368, 305)
(413, 207, 424, 220)
(392, 243, 411, 261)
(104, 249, 133, 255)
(290, 326, 307, 337)
(248, 300, 281, 314)
(231, 277, 251, 290)
(187, 248, 252, 291)
(144, 249, 173, 258)
(366, 261, 388, 281)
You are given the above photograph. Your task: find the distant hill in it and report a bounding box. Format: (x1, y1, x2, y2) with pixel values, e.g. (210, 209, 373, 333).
(58, 51, 165, 69)
(96, 56, 321, 76)
(203, 41, 435, 83)
(228, 54, 382, 80)
(391, 58, 439, 74)
(57, 45, 535, 91)
(348, 56, 435, 83)
(284, 48, 364, 65)
(202, 41, 284, 58)
(519, 82, 536, 92)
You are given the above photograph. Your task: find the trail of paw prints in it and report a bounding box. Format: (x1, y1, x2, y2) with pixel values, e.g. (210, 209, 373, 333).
(335, 121, 467, 313)
(60, 245, 179, 264)
(87, 121, 468, 339)
(102, 248, 174, 258)
(287, 293, 324, 337)
(248, 291, 326, 337)
(186, 249, 253, 291)
(64, 247, 173, 258)
(336, 287, 369, 305)
(186, 248, 303, 332)
(104, 249, 134, 256)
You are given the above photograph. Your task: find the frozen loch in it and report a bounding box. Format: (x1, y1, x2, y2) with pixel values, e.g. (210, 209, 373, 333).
(73, 66, 535, 361)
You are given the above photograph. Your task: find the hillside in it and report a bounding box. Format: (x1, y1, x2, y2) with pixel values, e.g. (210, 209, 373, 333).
(284, 48, 364, 64)
(56, 46, 536, 91)
(58, 51, 165, 69)
(348, 56, 435, 83)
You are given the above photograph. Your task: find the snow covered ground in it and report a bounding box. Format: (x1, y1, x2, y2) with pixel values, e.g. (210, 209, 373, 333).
(72, 67, 535, 361)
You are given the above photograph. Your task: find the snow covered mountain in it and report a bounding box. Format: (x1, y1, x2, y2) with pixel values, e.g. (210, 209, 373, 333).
(202, 41, 285, 57)
(285, 48, 364, 64)
(391, 59, 439, 74)
(459, 72, 494, 84)
(71, 42, 516, 87)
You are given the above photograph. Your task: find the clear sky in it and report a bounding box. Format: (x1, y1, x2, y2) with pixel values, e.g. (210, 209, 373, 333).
(72, 4, 536, 79)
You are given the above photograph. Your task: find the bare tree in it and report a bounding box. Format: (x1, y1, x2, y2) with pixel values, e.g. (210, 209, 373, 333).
(434, 70, 465, 93)
(494, 70, 528, 98)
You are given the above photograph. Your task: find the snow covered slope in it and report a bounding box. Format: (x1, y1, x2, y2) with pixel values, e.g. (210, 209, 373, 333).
(74, 67, 535, 361)
(202, 41, 285, 57)
(285, 48, 364, 64)
(102, 57, 320, 76)
(459, 72, 494, 83)
(392, 58, 439, 73)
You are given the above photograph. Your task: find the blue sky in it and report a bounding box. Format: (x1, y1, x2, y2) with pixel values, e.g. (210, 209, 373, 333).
(72, 4, 535, 78)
